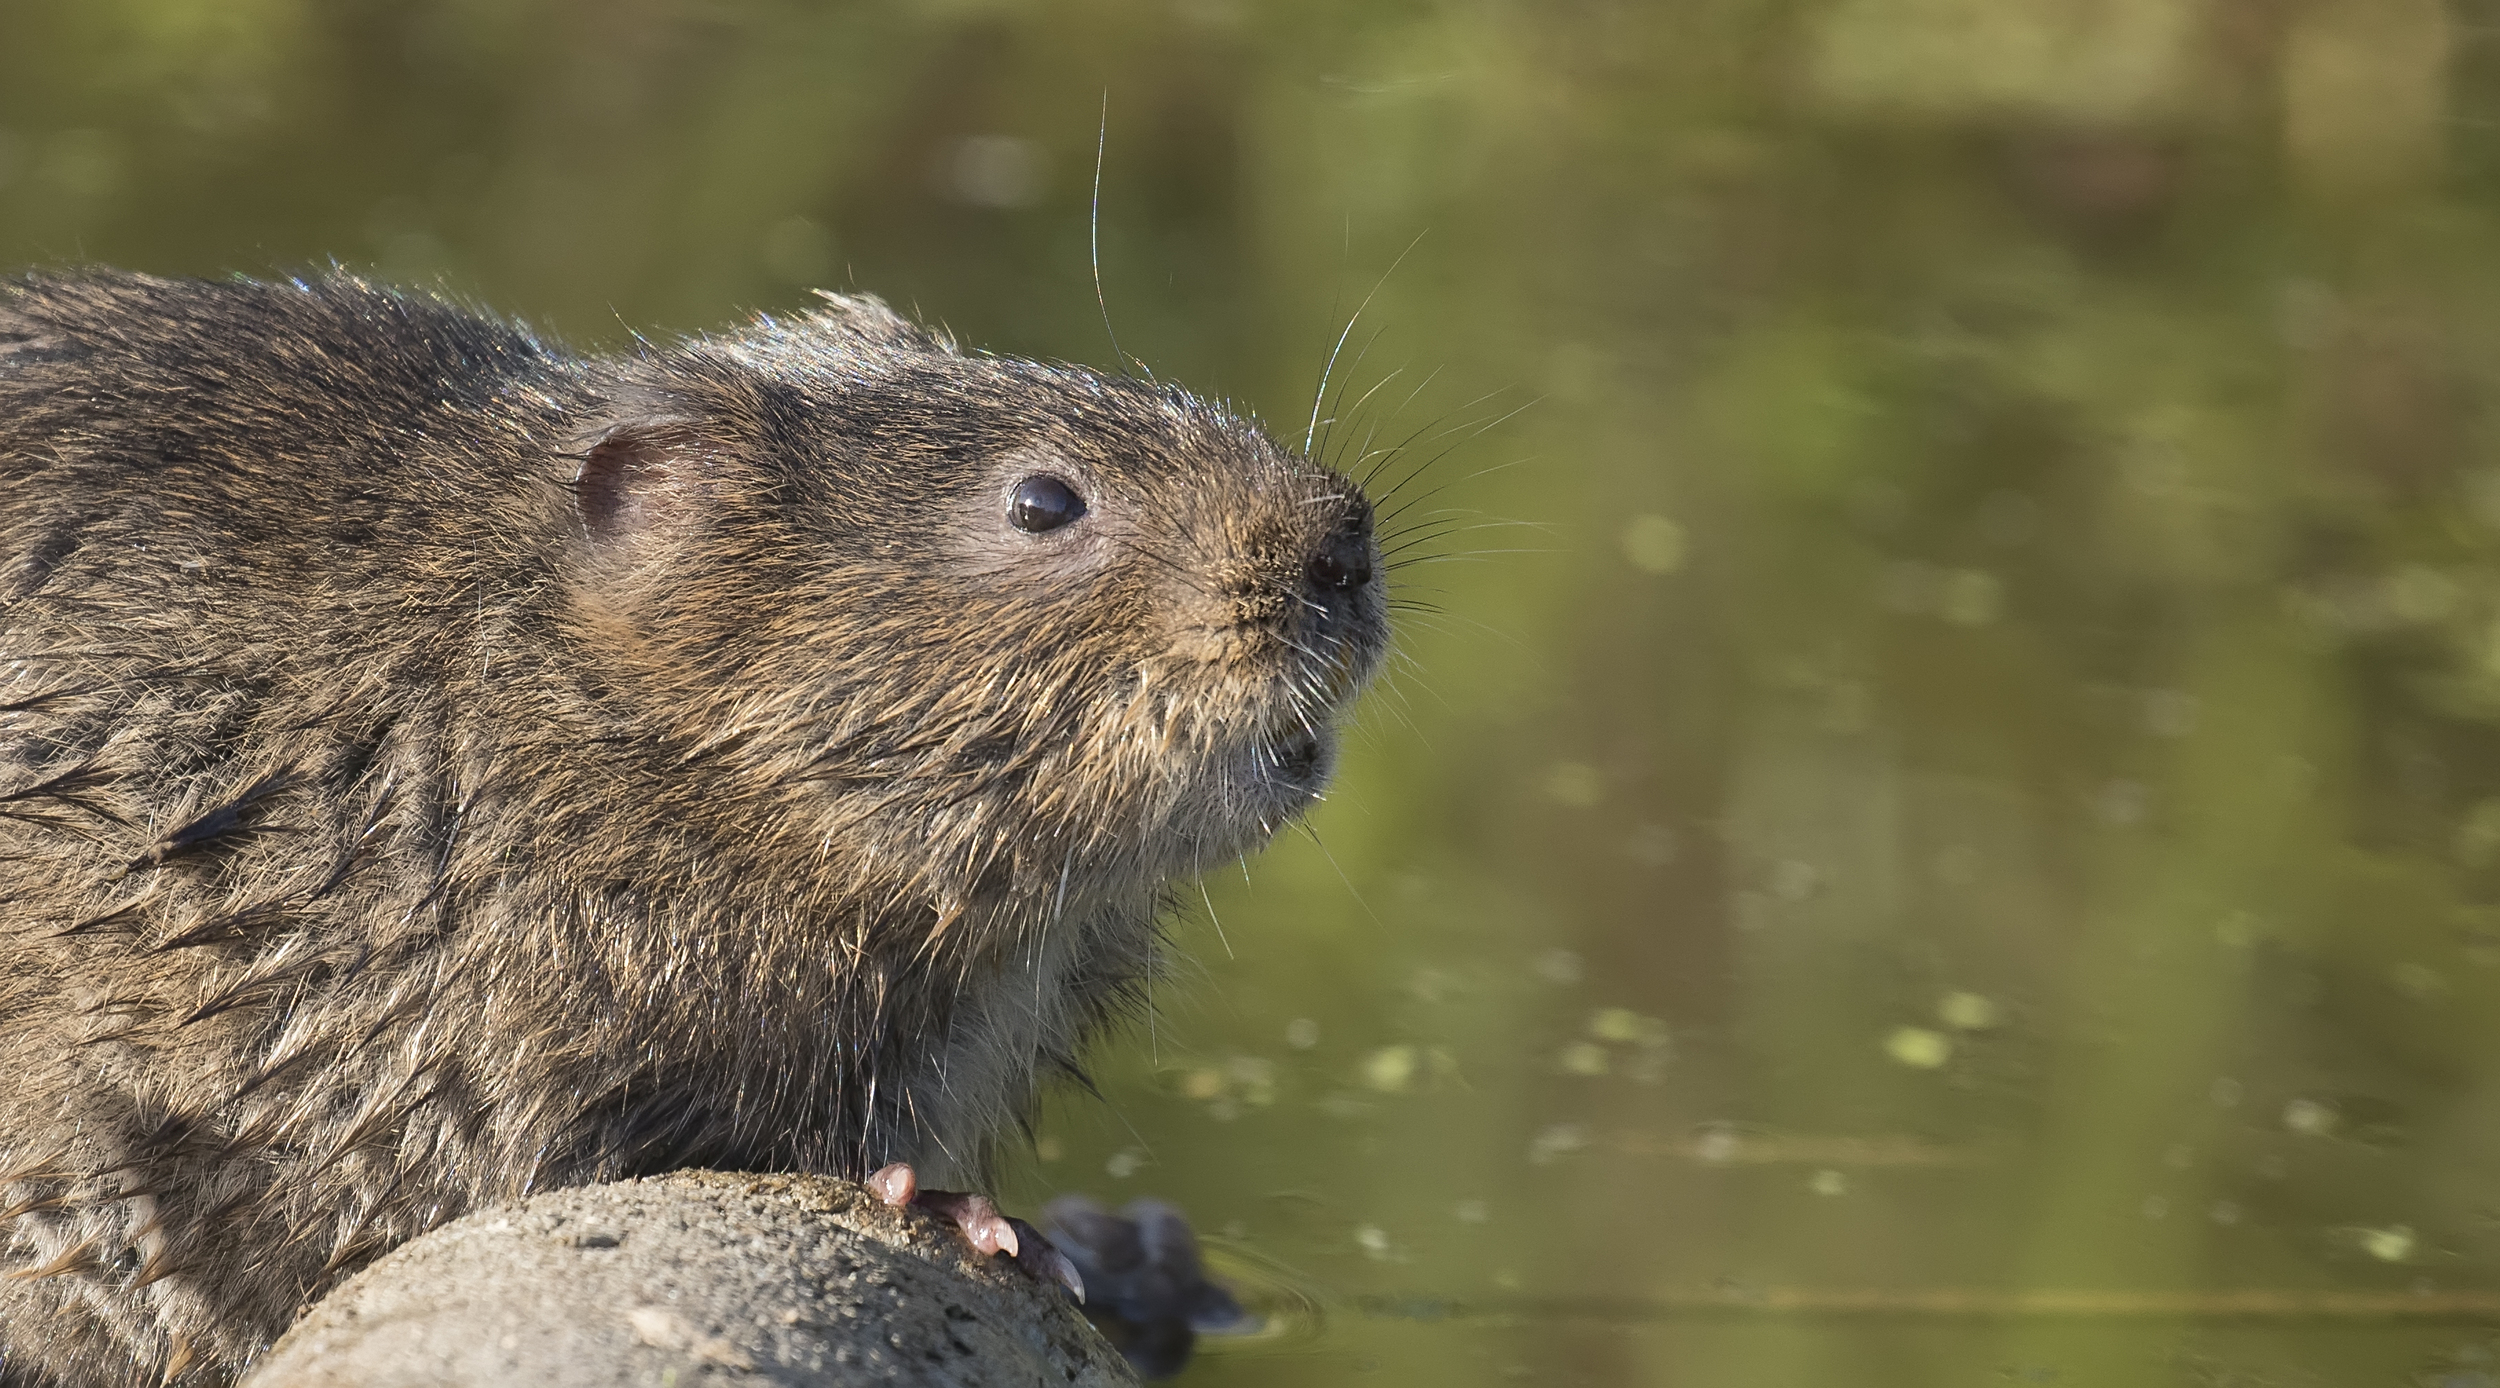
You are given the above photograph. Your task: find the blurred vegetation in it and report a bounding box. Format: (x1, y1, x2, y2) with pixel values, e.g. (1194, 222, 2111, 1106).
(15, 0, 2500, 1382)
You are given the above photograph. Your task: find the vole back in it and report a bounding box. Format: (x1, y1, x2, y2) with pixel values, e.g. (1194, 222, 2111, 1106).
(0, 271, 1385, 1386)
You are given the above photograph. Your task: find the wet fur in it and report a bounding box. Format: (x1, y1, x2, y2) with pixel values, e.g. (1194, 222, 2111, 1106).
(0, 271, 1384, 1385)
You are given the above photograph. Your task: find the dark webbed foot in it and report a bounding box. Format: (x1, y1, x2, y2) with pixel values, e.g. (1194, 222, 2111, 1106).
(1040, 1195, 1249, 1380)
(867, 1163, 1086, 1301)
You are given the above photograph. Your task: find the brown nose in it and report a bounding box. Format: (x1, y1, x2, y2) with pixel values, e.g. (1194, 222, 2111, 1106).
(1304, 521, 1374, 593)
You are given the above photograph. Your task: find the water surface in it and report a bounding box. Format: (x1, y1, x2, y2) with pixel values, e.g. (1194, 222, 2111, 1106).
(8, 3, 2500, 1382)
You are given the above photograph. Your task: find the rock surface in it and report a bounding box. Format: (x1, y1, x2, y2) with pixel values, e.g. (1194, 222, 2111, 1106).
(243, 1171, 1138, 1388)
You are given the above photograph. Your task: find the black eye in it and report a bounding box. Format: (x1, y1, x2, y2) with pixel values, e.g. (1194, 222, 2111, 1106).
(1009, 475, 1087, 534)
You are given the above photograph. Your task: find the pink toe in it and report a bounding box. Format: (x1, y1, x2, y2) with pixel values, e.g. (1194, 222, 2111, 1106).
(867, 1162, 918, 1206)
(972, 1214, 1019, 1259)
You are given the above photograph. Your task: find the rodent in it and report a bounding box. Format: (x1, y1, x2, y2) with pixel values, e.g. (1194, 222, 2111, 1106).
(0, 270, 1386, 1386)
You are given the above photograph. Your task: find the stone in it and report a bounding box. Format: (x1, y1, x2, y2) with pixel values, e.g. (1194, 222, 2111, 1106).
(244, 1171, 1137, 1388)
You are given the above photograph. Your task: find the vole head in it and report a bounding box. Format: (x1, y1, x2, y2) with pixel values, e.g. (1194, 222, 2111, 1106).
(566, 294, 1387, 925)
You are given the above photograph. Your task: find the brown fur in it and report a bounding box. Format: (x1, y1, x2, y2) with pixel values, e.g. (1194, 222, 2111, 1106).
(0, 271, 1385, 1386)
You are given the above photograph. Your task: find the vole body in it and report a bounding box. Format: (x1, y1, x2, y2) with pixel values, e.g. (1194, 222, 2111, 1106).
(0, 272, 1384, 1386)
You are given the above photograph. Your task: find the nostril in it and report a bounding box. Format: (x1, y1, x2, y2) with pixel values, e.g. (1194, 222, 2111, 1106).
(1306, 537, 1372, 592)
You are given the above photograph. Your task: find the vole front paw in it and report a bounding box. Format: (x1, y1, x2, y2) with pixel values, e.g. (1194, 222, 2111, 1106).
(867, 1162, 1086, 1302)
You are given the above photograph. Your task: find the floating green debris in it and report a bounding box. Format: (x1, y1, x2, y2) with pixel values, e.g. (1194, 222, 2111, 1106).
(1544, 762, 1602, 808)
(1230, 1056, 1278, 1104)
(1590, 1007, 1667, 1044)
(2355, 1225, 2416, 1263)
(1940, 570, 2002, 625)
(1172, 1055, 1278, 1112)
(1936, 992, 1999, 1030)
(1527, 1123, 1589, 1166)
(1886, 1027, 1953, 1069)
(2283, 1097, 2339, 1136)
(2386, 565, 2459, 623)
(2143, 688, 2200, 737)
(1622, 514, 1688, 574)
(1363, 1044, 1418, 1092)
(1535, 950, 1585, 985)
(1568, 1008, 1674, 1082)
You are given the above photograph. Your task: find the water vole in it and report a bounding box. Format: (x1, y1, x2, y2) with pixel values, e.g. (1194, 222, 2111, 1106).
(0, 270, 1385, 1385)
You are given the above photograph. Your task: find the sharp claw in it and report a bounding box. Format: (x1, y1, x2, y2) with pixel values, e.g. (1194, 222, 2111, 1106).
(1006, 1217, 1085, 1303)
(1050, 1254, 1086, 1304)
(913, 1189, 1016, 1256)
(867, 1162, 918, 1207)
(901, 1188, 1082, 1300)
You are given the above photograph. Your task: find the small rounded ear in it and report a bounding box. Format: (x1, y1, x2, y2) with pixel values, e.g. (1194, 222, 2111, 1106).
(575, 423, 711, 550)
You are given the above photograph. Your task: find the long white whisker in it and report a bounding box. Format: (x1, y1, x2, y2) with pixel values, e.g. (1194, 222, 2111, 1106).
(1091, 92, 1126, 373)
(1305, 230, 1429, 456)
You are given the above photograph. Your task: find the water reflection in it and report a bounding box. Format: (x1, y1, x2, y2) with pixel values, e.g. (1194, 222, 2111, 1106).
(11, 0, 2500, 1382)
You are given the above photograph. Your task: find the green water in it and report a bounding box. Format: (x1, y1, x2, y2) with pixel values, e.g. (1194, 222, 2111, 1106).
(12, 1, 2500, 1383)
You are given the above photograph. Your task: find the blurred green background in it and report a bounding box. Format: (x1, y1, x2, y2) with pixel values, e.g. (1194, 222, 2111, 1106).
(11, 0, 2500, 1382)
